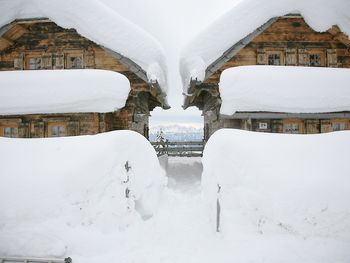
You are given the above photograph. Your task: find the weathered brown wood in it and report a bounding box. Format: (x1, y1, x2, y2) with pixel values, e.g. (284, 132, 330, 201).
(0, 19, 165, 138)
(189, 16, 350, 140)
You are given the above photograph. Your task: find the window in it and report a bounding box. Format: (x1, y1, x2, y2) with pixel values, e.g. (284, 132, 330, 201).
(284, 123, 300, 134)
(28, 57, 42, 70)
(66, 55, 83, 69)
(50, 125, 65, 137)
(309, 54, 321, 66)
(3, 127, 18, 138)
(268, 54, 281, 65)
(258, 122, 268, 130)
(332, 122, 346, 131)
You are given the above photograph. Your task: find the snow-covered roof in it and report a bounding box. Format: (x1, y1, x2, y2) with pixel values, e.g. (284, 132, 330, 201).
(0, 0, 168, 93)
(220, 66, 350, 115)
(0, 70, 131, 115)
(180, 0, 350, 89)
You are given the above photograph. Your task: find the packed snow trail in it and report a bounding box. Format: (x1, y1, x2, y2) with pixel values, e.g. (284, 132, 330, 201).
(165, 157, 202, 194)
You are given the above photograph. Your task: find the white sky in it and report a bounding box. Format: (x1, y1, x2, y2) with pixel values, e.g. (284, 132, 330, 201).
(100, 0, 241, 127)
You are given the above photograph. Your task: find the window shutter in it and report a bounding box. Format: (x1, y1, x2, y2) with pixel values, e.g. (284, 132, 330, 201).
(41, 53, 52, 69)
(14, 54, 24, 70)
(286, 49, 297, 65)
(84, 50, 95, 68)
(327, 49, 338, 67)
(298, 49, 309, 66)
(53, 52, 64, 69)
(257, 49, 267, 65)
(67, 121, 79, 136)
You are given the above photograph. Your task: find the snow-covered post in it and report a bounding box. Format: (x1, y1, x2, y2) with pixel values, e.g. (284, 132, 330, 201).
(216, 184, 221, 232)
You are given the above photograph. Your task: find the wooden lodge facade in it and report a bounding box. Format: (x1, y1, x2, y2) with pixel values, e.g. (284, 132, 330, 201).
(183, 15, 350, 140)
(0, 18, 169, 139)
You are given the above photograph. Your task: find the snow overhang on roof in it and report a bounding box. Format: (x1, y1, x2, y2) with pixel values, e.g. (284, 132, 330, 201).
(0, 69, 131, 115)
(0, 0, 169, 98)
(219, 66, 350, 116)
(180, 0, 350, 93)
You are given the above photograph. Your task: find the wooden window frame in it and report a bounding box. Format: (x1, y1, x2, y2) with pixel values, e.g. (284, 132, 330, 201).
(266, 51, 284, 66)
(25, 53, 42, 70)
(332, 119, 348, 131)
(283, 119, 304, 134)
(0, 122, 19, 138)
(47, 122, 67, 137)
(308, 50, 325, 67)
(65, 51, 84, 69)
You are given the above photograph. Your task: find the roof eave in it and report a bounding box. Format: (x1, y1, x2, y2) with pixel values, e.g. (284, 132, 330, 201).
(183, 78, 201, 109)
(221, 111, 350, 119)
(204, 17, 279, 81)
(152, 80, 171, 110)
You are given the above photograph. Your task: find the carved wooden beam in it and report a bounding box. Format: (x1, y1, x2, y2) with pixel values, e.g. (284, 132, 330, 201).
(328, 26, 350, 47)
(0, 36, 14, 46)
(15, 23, 30, 34)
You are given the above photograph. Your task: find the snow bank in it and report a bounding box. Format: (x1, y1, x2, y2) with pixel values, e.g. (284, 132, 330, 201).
(0, 0, 168, 92)
(219, 66, 350, 115)
(0, 70, 130, 115)
(202, 129, 350, 262)
(180, 0, 350, 87)
(0, 131, 166, 258)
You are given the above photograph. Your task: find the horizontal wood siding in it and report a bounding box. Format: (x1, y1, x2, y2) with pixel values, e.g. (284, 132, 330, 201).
(0, 20, 156, 138)
(196, 16, 350, 140)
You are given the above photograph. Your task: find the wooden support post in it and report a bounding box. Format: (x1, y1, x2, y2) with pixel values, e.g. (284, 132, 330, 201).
(216, 184, 221, 233)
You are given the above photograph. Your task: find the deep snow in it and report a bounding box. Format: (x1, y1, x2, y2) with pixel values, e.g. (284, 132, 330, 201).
(202, 129, 350, 262)
(0, 131, 166, 258)
(0, 70, 130, 115)
(219, 66, 350, 115)
(1, 130, 350, 263)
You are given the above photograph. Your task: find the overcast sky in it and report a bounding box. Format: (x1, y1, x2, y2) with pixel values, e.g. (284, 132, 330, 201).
(100, 0, 241, 127)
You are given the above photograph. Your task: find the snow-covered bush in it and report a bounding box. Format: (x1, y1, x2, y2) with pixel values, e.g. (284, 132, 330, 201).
(0, 131, 166, 257)
(202, 129, 350, 262)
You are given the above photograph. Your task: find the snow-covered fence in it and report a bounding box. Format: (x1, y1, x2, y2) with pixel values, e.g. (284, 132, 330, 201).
(151, 141, 204, 157)
(0, 257, 71, 263)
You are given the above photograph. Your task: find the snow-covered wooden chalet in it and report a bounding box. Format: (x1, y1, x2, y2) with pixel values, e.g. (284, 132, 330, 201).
(0, 0, 169, 138)
(180, 0, 350, 140)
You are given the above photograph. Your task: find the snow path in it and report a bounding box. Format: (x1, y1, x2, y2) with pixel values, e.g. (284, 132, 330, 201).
(104, 156, 218, 263)
(166, 157, 202, 194)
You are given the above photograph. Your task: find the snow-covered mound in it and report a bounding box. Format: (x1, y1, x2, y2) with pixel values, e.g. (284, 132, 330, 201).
(0, 0, 168, 91)
(219, 66, 350, 115)
(0, 131, 166, 258)
(202, 129, 350, 262)
(180, 0, 350, 87)
(0, 70, 130, 115)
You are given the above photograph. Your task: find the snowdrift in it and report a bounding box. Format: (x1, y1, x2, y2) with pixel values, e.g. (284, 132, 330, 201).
(202, 129, 350, 262)
(0, 131, 166, 258)
(0, 70, 130, 115)
(219, 66, 350, 115)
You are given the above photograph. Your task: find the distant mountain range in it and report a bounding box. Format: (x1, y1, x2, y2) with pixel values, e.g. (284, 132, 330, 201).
(149, 124, 203, 142)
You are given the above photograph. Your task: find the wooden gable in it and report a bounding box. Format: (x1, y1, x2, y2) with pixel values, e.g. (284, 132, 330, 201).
(0, 19, 167, 112)
(186, 15, 350, 111)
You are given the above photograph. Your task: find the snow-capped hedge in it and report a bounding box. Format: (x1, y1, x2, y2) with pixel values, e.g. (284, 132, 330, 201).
(0, 70, 130, 115)
(202, 129, 350, 262)
(219, 66, 350, 115)
(0, 131, 166, 258)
